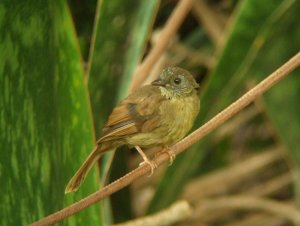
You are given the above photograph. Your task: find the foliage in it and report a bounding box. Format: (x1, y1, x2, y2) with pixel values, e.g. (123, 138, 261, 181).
(1, 0, 300, 225)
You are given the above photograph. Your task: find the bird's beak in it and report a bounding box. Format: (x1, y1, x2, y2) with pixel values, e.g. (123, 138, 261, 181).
(151, 79, 167, 87)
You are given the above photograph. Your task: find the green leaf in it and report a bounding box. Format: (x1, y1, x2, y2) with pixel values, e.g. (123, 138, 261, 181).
(249, 1, 300, 164)
(88, 0, 159, 137)
(203, 0, 297, 117)
(87, 0, 160, 223)
(0, 1, 100, 225)
(148, 0, 295, 213)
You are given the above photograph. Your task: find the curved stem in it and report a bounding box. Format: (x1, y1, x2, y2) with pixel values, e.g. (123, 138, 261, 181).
(30, 51, 300, 226)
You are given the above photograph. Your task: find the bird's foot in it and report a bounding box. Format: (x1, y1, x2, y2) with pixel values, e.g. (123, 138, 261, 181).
(135, 146, 157, 177)
(139, 159, 157, 177)
(160, 146, 176, 166)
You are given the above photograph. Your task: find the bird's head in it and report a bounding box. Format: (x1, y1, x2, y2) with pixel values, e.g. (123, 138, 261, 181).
(151, 67, 199, 98)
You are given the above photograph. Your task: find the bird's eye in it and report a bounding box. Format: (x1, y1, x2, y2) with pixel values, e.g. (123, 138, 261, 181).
(174, 77, 181, 84)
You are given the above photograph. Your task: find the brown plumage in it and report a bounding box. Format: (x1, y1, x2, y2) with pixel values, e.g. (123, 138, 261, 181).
(65, 67, 200, 193)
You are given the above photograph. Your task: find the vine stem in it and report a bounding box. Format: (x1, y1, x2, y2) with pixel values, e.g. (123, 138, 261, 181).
(130, 0, 194, 91)
(30, 51, 300, 226)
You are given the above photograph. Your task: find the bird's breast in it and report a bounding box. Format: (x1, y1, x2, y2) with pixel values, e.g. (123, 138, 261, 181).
(126, 93, 200, 148)
(159, 94, 200, 145)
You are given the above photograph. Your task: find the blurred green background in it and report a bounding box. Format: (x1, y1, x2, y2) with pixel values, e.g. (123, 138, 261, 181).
(1, 0, 300, 225)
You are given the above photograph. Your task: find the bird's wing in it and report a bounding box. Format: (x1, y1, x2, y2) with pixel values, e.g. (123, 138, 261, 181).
(97, 86, 165, 143)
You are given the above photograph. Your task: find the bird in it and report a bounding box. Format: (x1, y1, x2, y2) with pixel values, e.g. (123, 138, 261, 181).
(65, 66, 200, 193)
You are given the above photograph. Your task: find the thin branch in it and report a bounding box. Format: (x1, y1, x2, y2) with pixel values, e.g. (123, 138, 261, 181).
(173, 51, 300, 153)
(194, 196, 300, 224)
(113, 200, 191, 226)
(245, 173, 292, 197)
(214, 105, 259, 141)
(182, 146, 283, 200)
(171, 43, 215, 68)
(224, 213, 287, 226)
(187, 160, 292, 222)
(130, 0, 194, 91)
(30, 52, 300, 226)
(192, 0, 224, 45)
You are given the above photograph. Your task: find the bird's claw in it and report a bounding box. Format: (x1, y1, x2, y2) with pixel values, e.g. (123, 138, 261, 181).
(167, 148, 176, 166)
(139, 160, 157, 177)
(135, 145, 157, 176)
(159, 146, 176, 166)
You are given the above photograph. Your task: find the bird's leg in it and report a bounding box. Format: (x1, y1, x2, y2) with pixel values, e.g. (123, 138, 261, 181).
(135, 146, 157, 176)
(158, 146, 176, 166)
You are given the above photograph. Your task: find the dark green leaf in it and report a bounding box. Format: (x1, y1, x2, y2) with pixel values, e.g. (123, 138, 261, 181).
(0, 1, 100, 225)
(87, 0, 160, 223)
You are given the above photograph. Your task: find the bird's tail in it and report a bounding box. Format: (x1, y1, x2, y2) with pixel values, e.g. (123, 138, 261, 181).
(65, 144, 106, 194)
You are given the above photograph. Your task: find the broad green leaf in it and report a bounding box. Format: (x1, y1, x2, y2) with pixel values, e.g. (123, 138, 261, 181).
(87, 0, 159, 223)
(0, 1, 100, 225)
(249, 2, 300, 164)
(148, 0, 295, 213)
(203, 0, 297, 118)
(88, 1, 159, 137)
(202, 0, 300, 205)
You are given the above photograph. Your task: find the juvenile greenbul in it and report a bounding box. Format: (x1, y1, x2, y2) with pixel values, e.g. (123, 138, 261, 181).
(65, 67, 200, 193)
